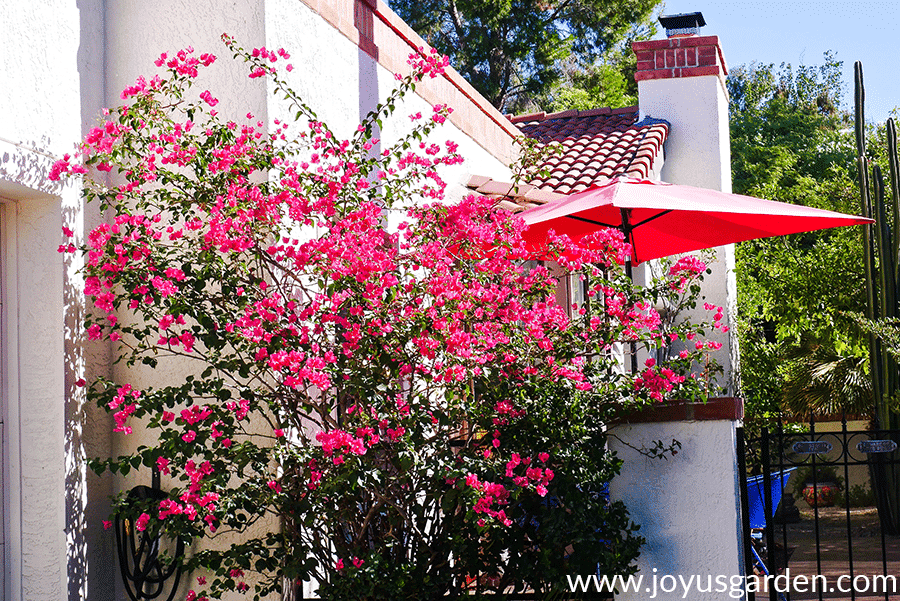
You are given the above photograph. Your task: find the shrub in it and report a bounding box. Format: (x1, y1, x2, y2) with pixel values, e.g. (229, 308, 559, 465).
(56, 36, 722, 600)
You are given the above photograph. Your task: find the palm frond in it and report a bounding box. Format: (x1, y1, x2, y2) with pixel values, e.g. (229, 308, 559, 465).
(781, 335, 871, 417)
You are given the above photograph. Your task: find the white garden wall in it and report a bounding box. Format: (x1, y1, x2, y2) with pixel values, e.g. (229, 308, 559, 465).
(609, 399, 746, 601)
(1, 1, 517, 599)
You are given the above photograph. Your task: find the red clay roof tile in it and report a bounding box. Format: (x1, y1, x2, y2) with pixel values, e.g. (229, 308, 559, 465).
(510, 107, 668, 195)
(467, 106, 669, 212)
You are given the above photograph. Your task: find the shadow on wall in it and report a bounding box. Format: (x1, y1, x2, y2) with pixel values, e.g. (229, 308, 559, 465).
(0, 138, 64, 199)
(65, 0, 116, 598)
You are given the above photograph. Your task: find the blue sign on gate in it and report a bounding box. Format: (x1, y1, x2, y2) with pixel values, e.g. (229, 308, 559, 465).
(792, 441, 833, 455)
(857, 439, 898, 454)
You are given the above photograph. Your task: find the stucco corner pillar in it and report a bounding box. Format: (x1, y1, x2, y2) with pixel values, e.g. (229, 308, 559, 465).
(608, 397, 746, 600)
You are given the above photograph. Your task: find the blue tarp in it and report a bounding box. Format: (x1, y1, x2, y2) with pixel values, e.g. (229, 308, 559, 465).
(746, 468, 796, 530)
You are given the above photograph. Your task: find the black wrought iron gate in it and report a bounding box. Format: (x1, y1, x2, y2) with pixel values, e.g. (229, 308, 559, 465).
(739, 414, 900, 600)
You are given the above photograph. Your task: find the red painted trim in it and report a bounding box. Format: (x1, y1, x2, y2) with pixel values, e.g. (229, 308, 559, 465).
(618, 397, 744, 424)
(507, 105, 638, 123)
(296, 0, 520, 162)
(357, 37, 379, 60)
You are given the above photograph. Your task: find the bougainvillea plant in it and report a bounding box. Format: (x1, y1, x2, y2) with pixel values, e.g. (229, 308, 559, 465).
(55, 36, 725, 600)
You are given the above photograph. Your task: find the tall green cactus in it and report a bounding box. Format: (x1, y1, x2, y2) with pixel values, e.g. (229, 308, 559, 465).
(855, 61, 900, 535)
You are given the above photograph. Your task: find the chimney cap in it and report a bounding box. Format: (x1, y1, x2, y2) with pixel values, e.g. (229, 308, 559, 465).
(658, 11, 706, 37)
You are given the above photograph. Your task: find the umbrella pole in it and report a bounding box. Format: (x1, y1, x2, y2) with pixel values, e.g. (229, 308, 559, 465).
(625, 258, 638, 373)
(619, 208, 640, 374)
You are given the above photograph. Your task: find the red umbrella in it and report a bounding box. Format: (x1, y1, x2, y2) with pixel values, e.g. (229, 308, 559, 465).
(518, 177, 872, 265)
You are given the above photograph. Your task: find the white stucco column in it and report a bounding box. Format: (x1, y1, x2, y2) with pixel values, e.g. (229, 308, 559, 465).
(1, 172, 68, 601)
(634, 35, 731, 192)
(609, 398, 746, 600)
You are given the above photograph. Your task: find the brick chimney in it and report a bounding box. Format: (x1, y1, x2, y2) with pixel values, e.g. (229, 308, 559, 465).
(632, 13, 730, 193)
(634, 36, 726, 82)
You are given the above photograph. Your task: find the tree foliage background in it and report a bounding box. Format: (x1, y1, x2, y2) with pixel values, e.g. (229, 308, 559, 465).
(387, 0, 659, 113)
(728, 53, 872, 429)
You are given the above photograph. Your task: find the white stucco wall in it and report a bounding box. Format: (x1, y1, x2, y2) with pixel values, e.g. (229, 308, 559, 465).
(0, 1, 113, 599)
(2, 1, 514, 599)
(609, 418, 745, 601)
(1, 191, 68, 601)
(265, 0, 512, 202)
(638, 75, 731, 193)
(102, 7, 272, 599)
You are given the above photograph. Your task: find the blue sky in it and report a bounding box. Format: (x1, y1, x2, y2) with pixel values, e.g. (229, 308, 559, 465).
(656, 1, 899, 122)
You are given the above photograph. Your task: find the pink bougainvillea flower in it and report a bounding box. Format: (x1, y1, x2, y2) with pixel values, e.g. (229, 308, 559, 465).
(134, 513, 150, 532)
(66, 35, 721, 597)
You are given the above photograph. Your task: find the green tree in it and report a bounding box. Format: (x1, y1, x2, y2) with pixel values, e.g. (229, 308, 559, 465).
(728, 54, 870, 427)
(388, 0, 659, 112)
(544, 60, 636, 113)
(542, 24, 652, 113)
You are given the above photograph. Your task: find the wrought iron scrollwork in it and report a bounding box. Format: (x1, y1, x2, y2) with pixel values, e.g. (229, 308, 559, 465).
(115, 476, 184, 601)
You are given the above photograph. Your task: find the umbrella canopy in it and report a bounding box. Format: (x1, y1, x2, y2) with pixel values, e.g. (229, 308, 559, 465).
(518, 177, 873, 265)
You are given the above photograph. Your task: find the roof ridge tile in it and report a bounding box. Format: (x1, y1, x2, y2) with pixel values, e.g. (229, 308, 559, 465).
(505, 106, 669, 197)
(508, 111, 546, 124)
(543, 109, 579, 120)
(577, 107, 613, 117)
